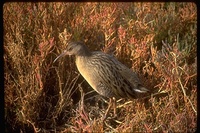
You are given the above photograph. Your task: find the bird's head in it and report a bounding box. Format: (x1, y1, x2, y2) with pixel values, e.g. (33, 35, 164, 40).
(53, 41, 91, 63)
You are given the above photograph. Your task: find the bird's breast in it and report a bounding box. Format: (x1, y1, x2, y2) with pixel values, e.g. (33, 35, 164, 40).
(76, 56, 99, 92)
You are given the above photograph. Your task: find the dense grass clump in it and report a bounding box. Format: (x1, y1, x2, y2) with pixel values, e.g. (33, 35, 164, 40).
(4, 2, 197, 132)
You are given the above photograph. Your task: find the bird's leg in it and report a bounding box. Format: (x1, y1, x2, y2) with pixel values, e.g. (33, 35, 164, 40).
(102, 98, 113, 121)
(102, 97, 117, 120)
(113, 97, 117, 118)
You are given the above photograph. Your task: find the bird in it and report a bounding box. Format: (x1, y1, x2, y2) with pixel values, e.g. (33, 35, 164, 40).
(54, 41, 150, 120)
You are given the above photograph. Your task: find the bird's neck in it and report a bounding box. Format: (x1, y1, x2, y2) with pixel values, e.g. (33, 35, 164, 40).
(75, 54, 90, 67)
(77, 46, 92, 57)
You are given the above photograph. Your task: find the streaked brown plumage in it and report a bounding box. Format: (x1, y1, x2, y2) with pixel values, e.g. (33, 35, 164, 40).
(54, 41, 149, 119)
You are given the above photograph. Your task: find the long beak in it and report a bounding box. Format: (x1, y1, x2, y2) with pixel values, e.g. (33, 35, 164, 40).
(53, 50, 67, 63)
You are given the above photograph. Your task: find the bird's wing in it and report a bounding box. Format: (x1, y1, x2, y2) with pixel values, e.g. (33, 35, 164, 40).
(90, 52, 149, 99)
(110, 55, 149, 93)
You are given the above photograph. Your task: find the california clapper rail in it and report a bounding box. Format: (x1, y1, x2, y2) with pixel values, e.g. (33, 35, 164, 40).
(54, 41, 150, 120)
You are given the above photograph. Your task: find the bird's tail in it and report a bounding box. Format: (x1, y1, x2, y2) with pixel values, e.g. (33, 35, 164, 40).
(134, 85, 149, 93)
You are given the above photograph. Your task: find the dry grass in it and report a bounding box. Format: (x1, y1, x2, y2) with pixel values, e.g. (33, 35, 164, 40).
(4, 2, 197, 132)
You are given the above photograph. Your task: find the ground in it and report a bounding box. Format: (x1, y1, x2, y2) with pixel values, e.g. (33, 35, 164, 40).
(4, 2, 197, 132)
